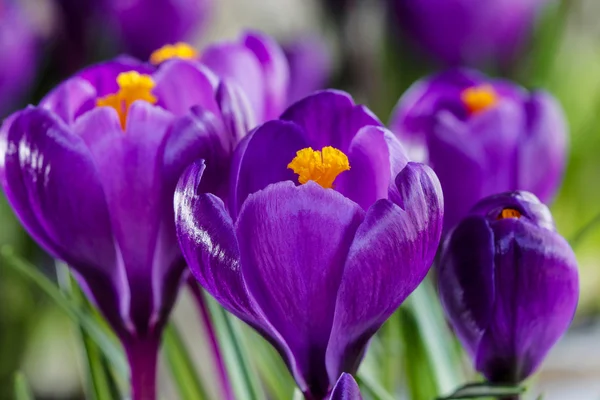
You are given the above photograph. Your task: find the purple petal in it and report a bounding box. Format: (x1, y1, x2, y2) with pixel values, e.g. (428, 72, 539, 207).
(201, 41, 266, 123)
(229, 120, 308, 219)
(216, 80, 256, 146)
(243, 31, 290, 120)
(330, 373, 363, 400)
(39, 77, 97, 124)
(76, 57, 154, 98)
(335, 126, 408, 210)
(326, 163, 442, 382)
(518, 92, 567, 203)
(74, 102, 175, 333)
(236, 181, 365, 397)
(438, 216, 495, 357)
(1, 107, 128, 332)
(281, 90, 381, 152)
(153, 59, 219, 117)
(475, 219, 579, 383)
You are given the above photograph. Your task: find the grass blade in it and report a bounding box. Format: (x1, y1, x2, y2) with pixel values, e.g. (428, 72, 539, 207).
(13, 372, 33, 400)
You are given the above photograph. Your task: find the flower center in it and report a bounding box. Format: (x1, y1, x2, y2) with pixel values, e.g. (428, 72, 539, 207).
(96, 71, 157, 130)
(497, 208, 521, 220)
(287, 146, 350, 189)
(461, 85, 498, 115)
(149, 42, 198, 65)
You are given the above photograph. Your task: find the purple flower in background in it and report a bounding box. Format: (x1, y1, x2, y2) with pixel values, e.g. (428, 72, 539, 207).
(176, 90, 443, 399)
(390, 68, 567, 233)
(0, 56, 246, 399)
(0, 0, 38, 117)
(438, 191, 578, 383)
(389, 0, 549, 66)
(104, 0, 212, 59)
(150, 31, 290, 124)
(284, 34, 333, 104)
(330, 374, 363, 400)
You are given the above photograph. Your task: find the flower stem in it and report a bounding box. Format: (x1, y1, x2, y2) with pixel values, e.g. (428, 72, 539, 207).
(124, 337, 160, 400)
(187, 278, 235, 400)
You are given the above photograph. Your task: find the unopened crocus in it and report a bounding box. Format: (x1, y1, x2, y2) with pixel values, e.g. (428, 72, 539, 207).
(0, 54, 246, 399)
(438, 191, 578, 384)
(389, 0, 550, 67)
(103, 0, 212, 59)
(330, 374, 363, 400)
(176, 90, 444, 399)
(390, 68, 567, 233)
(0, 0, 38, 116)
(149, 30, 290, 124)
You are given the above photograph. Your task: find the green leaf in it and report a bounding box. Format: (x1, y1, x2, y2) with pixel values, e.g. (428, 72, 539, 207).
(206, 296, 266, 400)
(437, 382, 525, 400)
(1, 246, 128, 377)
(163, 323, 209, 400)
(356, 373, 396, 400)
(13, 372, 33, 400)
(405, 276, 464, 396)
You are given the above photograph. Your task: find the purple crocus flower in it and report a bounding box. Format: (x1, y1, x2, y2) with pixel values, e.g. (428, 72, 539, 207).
(0, 55, 245, 399)
(438, 191, 579, 383)
(0, 0, 38, 116)
(103, 0, 212, 59)
(176, 90, 444, 399)
(389, 0, 549, 67)
(330, 373, 363, 400)
(389, 68, 567, 233)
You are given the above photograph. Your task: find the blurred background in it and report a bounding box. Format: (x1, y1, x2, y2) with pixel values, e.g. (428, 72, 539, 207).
(1, 0, 600, 398)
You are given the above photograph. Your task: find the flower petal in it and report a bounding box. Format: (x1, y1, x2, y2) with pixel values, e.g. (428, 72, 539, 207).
(215, 80, 256, 146)
(242, 31, 290, 120)
(77, 57, 154, 97)
(0, 107, 128, 332)
(326, 163, 443, 381)
(330, 373, 363, 400)
(280, 90, 381, 152)
(475, 219, 579, 383)
(236, 181, 364, 397)
(438, 216, 495, 357)
(39, 77, 97, 124)
(229, 120, 308, 219)
(153, 59, 219, 117)
(335, 126, 408, 210)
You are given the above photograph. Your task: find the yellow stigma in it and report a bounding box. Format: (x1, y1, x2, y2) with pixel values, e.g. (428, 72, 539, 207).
(461, 85, 499, 115)
(96, 71, 157, 130)
(287, 146, 350, 189)
(149, 42, 198, 65)
(497, 208, 522, 220)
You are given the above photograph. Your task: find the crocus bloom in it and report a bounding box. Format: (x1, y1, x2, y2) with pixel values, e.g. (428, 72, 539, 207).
(330, 373, 363, 400)
(438, 191, 578, 383)
(389, 68, 567, 233)
(0, 55, 245, 399)
(0, 0, 38, 116)
(283, 34, 332, 104)
(149, 30, 289, 124)
(389, 0, 549, 67)
(103, 0, 212, 59)
(176, 90, 443, 399)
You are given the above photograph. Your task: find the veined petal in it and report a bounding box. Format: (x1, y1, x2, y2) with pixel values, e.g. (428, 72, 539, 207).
(475, 219, 579, 383)
(229, 120, 308, 219)
(40, 77, 97, 124)
(236, 181, 365, 398)
(281, 90, 381, 152)
(216, 79, 257, 145)
(335, 126, 408, 210)
(1, 107, 128, 332)
(326, 163, 443, 381)
(330, 373, 363, 400)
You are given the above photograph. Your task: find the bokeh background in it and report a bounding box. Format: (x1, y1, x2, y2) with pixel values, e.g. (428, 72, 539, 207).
(1, 0, 599, 398)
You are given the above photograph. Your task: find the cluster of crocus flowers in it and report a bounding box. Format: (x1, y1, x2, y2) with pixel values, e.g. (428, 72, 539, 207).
(176, 90, 444, 399)
(390, 68, 567, 233)
(389, 0, 550, 67)
(438, 191, 579, 383)
(0, 30, 291, 400)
